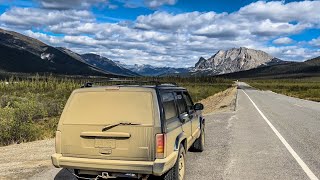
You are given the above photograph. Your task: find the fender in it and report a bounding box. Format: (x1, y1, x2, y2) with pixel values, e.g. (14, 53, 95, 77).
(174, 132, 187, 151)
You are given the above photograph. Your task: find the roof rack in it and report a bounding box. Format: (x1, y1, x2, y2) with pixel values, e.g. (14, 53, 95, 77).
(80, 80, 178, 88)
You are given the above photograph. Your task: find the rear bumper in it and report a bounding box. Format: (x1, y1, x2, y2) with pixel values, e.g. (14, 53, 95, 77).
(51, 152, 178, 176)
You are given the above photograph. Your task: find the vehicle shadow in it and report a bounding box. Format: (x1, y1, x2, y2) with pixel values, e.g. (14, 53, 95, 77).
(54, 168, 136, 180)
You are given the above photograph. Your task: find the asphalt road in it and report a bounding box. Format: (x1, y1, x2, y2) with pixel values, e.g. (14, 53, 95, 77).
(31, 82, 320, 180)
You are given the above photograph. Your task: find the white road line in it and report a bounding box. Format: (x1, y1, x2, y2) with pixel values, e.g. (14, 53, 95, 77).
(242, 90, 319, 180)
(294, 104, 303, 108)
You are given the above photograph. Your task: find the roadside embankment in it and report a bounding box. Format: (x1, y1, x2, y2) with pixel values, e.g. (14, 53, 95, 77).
(199, 86, 237, 115)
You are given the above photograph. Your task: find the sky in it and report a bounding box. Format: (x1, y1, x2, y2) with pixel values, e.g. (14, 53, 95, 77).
(0, 0, 319, 67)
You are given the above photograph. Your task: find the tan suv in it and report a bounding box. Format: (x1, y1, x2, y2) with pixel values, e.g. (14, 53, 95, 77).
(51, 82, 205, 180)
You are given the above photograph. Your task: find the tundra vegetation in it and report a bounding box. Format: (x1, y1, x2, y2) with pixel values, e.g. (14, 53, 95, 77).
(0, 75, 232, 146)
(248, 78, 320, 102)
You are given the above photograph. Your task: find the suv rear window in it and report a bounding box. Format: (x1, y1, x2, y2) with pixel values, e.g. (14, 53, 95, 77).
(62, 91, 153, 125)
(161, 92, 178, 120)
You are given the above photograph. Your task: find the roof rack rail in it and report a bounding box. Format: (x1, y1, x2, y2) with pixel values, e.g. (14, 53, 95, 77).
(156, 83, 178, 87)
(80, 80, 179, 88)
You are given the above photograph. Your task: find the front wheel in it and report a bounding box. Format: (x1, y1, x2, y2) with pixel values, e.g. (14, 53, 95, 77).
(157, 145, 186, 180)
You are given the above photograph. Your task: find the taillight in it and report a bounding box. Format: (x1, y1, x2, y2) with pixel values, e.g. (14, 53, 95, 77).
(55, 131, 61, 154)
(156, 134, 165, 158)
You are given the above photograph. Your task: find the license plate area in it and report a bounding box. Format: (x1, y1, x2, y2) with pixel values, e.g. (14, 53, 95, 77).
(95, 138, 116, 148)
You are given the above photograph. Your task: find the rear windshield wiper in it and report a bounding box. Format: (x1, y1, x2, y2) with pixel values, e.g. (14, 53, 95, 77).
(102, 122, 141, 131)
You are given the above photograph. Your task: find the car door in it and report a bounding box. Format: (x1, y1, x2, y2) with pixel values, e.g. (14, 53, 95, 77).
(182, 92, 200, 141)
(160, 91, 182, 157)
(175, 91, 193, 147)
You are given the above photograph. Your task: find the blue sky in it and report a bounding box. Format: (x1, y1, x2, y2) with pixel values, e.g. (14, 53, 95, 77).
(0, 0, 319, 67)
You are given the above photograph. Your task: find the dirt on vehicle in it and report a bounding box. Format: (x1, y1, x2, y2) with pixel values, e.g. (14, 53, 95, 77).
(0, 85, 237, 180)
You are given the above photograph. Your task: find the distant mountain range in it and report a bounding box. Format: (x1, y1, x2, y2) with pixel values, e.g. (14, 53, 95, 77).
(118, 63, 191, 76)
(0, 28, 319, 78)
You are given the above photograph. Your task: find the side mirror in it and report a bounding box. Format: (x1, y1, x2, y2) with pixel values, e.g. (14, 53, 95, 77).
(194, 103, 204, 111)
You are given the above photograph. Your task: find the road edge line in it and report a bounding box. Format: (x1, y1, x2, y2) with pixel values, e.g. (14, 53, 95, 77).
(242, 90, 319, 180)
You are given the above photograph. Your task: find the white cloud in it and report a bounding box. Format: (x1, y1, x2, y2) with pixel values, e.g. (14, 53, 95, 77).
(24, 30, 62, 45)
(260, 46, 320, 61)
(120, 0, 178, 8)
(310, 37, 320, 47)
(0, 8, 93, 29)
(251, 19, 308, 36)
(36, 0, 108, 9)
(273, 37, 294, 45)
(238, 1, 320, 25)
(144, 0, 178, 8)
(135, 11, 219, 31)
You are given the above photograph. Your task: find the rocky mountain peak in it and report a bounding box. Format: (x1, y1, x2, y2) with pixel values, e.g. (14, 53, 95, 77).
(194, 47, 279, 75)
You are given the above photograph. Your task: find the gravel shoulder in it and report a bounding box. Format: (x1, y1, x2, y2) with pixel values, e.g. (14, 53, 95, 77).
(0, 139, 54, 179)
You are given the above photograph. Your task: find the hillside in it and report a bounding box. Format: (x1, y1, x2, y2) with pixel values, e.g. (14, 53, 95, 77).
(81, 54, 139, 77)
(0, 28, 111, 76)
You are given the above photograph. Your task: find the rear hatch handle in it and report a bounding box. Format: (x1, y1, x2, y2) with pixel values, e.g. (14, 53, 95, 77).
(80, 132, 131, 138)
(102, 122, 141, 131)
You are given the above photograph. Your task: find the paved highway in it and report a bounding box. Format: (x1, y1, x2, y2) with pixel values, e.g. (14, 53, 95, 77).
(186, 82, 320, 180)
(31, 82, 320, 180)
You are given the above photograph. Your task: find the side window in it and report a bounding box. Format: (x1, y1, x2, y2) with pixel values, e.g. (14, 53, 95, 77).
(161, 92, 178, 120)
(183, 92, 194, 110)
(175, 92, 187, 114)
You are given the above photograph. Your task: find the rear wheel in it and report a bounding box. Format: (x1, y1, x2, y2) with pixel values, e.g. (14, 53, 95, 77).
(156, 145, 186, 180)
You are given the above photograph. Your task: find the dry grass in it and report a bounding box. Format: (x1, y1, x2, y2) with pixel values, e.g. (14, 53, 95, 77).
(247, 79, 320, 102)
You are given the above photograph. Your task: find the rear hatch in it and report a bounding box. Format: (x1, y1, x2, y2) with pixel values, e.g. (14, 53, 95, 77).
(59, 87, 155, 161)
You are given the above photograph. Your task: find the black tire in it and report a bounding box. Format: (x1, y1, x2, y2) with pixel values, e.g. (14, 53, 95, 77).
(155, 145, 186, 180)
(190, 128, 205, 152)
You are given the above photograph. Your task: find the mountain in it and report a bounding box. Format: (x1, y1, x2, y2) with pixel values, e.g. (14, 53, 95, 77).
(0, 28, 111, 76)
(120, 63, 191, 76)
(218, 56, 320, 79)
(80, 53, 139, 77)
(194, 47, 286, 75)
(305, 56, 320, 65)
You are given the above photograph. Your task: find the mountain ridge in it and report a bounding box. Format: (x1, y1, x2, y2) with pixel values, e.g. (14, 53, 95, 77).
(0, 28, 138, 77)
(0, 28, 111, 76)
(193, 47, 285, 75)
(81, 53, 140, 77)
